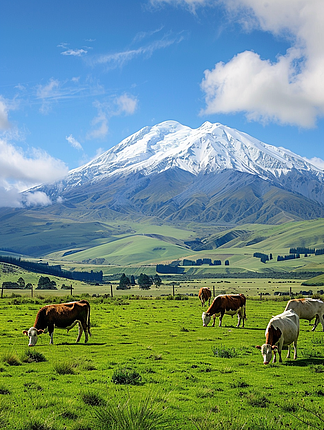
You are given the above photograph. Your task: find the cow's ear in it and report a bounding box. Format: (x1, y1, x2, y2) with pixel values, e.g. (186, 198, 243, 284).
(272, 345, 278, 350)
(255, 345, 261, 349)
(22, 330, 28, 336)
(37, 329, 44, 335)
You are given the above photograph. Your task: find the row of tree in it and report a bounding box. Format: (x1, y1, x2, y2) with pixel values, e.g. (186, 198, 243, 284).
(118, 273, 162, 290)
(2, 276, 57, 290)
(0, 256, 103, 283)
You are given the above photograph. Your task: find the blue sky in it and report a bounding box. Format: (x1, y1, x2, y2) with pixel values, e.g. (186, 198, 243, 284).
(1, 0, 324, 206)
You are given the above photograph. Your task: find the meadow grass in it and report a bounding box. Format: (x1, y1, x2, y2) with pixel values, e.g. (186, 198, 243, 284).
(0, 294, 323, 429)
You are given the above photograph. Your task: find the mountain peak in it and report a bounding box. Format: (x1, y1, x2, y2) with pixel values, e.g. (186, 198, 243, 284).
(68, 120, 322, 186)
(26, 120, 324, 224)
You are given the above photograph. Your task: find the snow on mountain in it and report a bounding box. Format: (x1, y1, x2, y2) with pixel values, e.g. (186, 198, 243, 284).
(65, 120, 323, 189)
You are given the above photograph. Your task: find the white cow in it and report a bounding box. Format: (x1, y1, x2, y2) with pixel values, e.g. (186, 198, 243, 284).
(284, 298, 324, 331)
(256, 310, 299, 365)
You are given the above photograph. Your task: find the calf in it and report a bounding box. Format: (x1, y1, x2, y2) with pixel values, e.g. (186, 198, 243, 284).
(256, 310, 299, 364)
(198, 287, 211, 307)
(284, 298, 324, 331)
(23, 300, 91, 346)
(202, 294, 246, 327)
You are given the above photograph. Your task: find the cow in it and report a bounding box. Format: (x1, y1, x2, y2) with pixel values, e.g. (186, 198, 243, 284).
(198, 287, 212, 307)
(23, 300, 91, 346)
(256, 309, 299, 365)
(202, 294, 246, 327)
(284, 298, 324, 331)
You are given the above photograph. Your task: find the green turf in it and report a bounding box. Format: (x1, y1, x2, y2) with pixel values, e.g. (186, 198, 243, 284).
(0, 295, 324, 429)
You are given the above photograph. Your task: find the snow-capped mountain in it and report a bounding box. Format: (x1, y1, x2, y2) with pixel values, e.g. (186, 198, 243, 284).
(32, 121, 324, 225)
(63, 120, 323, 188)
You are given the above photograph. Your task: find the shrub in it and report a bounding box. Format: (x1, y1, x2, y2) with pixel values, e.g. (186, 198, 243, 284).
(22, 350, 46, 363)
(2, 352, 21, 366)
(247, 393, 270, 408)
(81, 392, 106, 406)
(93, 391, 176, 430)
(53, 361, 76, 375)
(21, 421, 55, 430)
(0, 386, 10, 395)
(212, 346, 238, 358)
(111, 367, 142, 385)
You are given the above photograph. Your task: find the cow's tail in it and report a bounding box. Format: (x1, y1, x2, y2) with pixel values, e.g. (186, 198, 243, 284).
(87, 302, 91, 337)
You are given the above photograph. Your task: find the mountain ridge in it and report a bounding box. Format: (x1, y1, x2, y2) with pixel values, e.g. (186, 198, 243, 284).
(24, 120, 324, 226)
(64, 120, 323, 187)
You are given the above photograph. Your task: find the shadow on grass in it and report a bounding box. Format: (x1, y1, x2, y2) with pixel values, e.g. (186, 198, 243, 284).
(58, 342, 107, 346)
(283, 357, 324, 367)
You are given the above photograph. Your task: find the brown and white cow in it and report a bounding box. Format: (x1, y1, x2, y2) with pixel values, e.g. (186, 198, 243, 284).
(256, 309, 299, 365)
(284, 298, 324, 331)
(198, 287, 211, 307)
(202, 294, 246, 327)
(23, 300, 91, 346)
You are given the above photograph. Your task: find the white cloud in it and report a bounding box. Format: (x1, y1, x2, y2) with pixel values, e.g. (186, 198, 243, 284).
(0, 97, 10, 130)
(115, 94, 138, 116)
(91, 34, 184, 69)
(305, 156, 324, 170)
(61, 48, 88, 56)
(156, 0, 324, 128)
(149, 0, 213, 12)
(86, 102, 109, 140)
(66, 134, 83, 150)
(87, 94, 138, 140)
(36, 78, 60, 100)
(36, 78, 60, 114)
(23, 191, 52, 207)
(198, 0, 324, 127)
(0, 138, 68, 208)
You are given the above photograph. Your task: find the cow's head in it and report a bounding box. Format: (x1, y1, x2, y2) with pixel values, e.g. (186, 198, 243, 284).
(202, 312, 211, 327)
(256, 344, 277, 365)
(23, 327, 44, 346)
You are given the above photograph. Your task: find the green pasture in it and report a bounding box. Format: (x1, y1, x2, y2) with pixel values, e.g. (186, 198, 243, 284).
(4, 215, 324, 273)
(0, 295, 324, 430)
(0, 260, 313, 298)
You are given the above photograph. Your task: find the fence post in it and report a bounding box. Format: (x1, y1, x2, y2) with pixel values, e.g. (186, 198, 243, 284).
(213, 285, 215, 297)
(31, 284, 33, 298)
(110, 283, 113, 298)
(172, 283, 175, 296)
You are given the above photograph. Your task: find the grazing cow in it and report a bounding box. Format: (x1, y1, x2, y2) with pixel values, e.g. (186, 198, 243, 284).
(256, 309, 299, 365)
(198, 287, 212, 307)
(284, 298, 324, 331)
(202, 294, 246, 327)
(23, 300, 91, 346)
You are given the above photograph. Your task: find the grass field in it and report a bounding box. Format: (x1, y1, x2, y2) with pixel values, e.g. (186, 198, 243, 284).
(0, 294, 324, 430)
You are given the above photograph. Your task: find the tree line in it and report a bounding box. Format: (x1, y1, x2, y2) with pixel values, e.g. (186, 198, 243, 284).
(118, 273, 162, 290)
(0, 256, 103, 283)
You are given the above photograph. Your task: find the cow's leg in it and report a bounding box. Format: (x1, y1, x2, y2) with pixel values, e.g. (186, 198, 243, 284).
(272, 350, 277, 363)
(286, 344, 290, 359)
(219, 312, 224, 327)
(312, 315, 319, 331)
(242, 305, 246, 327)
(211, 314, 216, 327)
(48, 324, 54, 345)
(237, 312, 241, 327)
(76, 322, 83, 343)
(292, 341, 298, 359)
(316, 314, 324, 331)
(81, 320, 89, 343)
